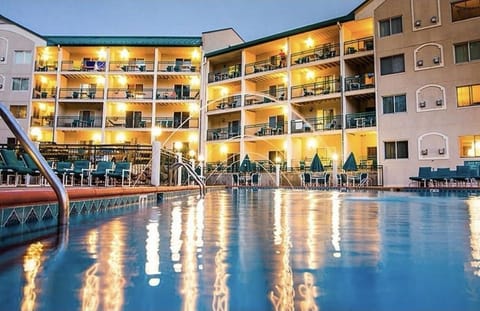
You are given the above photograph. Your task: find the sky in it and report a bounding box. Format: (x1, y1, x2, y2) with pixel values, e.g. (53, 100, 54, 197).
(1, 0, 365, 41)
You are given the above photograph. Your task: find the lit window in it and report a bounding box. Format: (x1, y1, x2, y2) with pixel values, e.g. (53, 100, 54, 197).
(385, 141, 408, 159)
(9, 105, 27, 118)
(383, 94, 406, 114)
(12, 78, 29, 91)
(459, 135, 480, 157)
(379, 16, 403, 37)
(14, 50, 32, 64)
(457, 84, 480, 107)
(451, 0, 480, 22)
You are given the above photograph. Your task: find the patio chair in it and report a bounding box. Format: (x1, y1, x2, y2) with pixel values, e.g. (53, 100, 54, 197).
(89, 161, 114, 186)
(301, 172, 312, 187)
(409, 166, 433, 187)
(453, 165, 474, 187)
(251, 173, 260, 186)
(54, 161, 73, 185)
(0, 149, 38, 186)
(72, 160, 91, 186)
(232, 173, 239, 186)
(350, 172, 369, 186)
(337, 173, 348, 186)
(431, 168, 455, 187)
(316, 172, 330, 187)
(107, 161, 131, 186)
(21, 153, 45, 185)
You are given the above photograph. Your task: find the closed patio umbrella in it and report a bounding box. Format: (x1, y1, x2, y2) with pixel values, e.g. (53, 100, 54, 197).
(343, 152, 358, 171)
(239, 154, 252, 173)
(310, 153, 324, 172)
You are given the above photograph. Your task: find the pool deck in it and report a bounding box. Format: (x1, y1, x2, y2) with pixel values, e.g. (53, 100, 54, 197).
(0, 185, 205, 208)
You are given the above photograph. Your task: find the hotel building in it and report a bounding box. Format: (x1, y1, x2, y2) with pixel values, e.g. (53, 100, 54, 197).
(0, 0, 479, 187)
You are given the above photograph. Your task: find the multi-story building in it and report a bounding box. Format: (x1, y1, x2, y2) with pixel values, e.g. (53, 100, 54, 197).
(0, 0, 479, 187)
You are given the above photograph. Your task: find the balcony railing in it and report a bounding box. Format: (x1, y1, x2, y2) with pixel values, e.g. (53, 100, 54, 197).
(106, 88, 154, 100)
(34, 61, 58, 72)
(57, 116, 102, 128)
(244, 122, 285, 137)
(296, 115, 343, 132)
(345, 111, 376, 129)
(158, 61, 200, 73)
(30, 116, 54, 127)
(58, 88, 104, 100)
(154, 117, 199, 129)
(344, 73, 375, 91)
(291, 78, 341, 99)
(245, 57, 284, 75)
(32, 87, 56, 99)
(344, 36, 374, 55)
(109, 61, 154, 72)
(208, 95, 242, 111)
(208, 64, 242, 83)
(291, 42, 340, 65)
(207, 127, 240, 141)
(60, 60, 106, 72)
(155, 88, 199, 100)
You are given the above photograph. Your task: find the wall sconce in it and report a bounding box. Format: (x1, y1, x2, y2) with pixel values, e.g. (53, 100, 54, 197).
(430, 16, 437, 23)
(415, 20, 421, 27)
(421, 149, 428, 155)
(419, 101, 426, 108)
(436, 99, 443, 106)
(417, 60, 424, 66)
(433, 56, 440, 64)
(0, 84, 3, 89)
(0, 57, 4, 62)
(438, 148, 445, 155)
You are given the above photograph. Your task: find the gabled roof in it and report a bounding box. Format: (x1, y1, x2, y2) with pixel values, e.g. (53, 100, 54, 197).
(44, 36, 202, 47)
(0, 14, 45, 39)
(205, 12, 355, 57)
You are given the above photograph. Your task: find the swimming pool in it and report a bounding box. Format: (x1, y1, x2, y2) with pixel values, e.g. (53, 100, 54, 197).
(0, 188, 479, 310)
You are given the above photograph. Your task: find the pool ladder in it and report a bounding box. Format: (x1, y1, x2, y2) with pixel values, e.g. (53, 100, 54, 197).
(0, 103, 69, 240)
(172, 161, 206, 198)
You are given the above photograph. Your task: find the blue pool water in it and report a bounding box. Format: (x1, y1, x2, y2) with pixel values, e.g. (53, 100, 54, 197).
(0, 189, 480, 311)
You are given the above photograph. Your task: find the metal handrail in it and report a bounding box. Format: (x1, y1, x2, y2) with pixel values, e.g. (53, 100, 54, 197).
(172, 161, 206, 198)
(0, 103, 69, 241)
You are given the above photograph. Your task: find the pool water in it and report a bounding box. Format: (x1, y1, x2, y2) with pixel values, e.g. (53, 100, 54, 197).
(0, 189, 480, 311)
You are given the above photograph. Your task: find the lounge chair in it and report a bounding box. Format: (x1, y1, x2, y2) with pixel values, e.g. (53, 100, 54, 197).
(431, 168, 455, 187)
(72, 160, 91, 186)
(409, 166, 433, 187)
(0, 149, 38, 186)
(350, 172, 368, 186)
(54, 161, 73, 185)
(107, 161, 131, 186)
(89, 161, 114, 186)
(251, 173, 260, 186)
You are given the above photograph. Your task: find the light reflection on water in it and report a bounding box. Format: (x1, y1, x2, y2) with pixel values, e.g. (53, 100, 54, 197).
(1, 189, 479, 310)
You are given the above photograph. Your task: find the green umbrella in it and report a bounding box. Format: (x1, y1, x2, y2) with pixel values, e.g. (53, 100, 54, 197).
(310, 153, 324, 172)
(343, 152, 358, 171)
(239, 154, 252, 172)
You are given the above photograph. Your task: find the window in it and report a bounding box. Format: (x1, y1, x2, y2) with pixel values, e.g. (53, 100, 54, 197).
(383, 94, 406, 113)
(451, 0, 480, 22)
(380, 54, 405, 75)
(9, 105, 27, 119)
(385, 141, 408, 159)
(457, 84, 480, 107)
(459, 135, 480, 157)
(379, 16, 403, 37)
(14, 50, 32, 64)
(454, 40, 480, 63)
(12, 78, 29, 91)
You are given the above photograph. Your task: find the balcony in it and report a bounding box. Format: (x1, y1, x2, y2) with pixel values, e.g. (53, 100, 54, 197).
(291, 115, 342, 133)
(57, 116, 102, 128)
(155, 88, 199, 100)
(109, 61, 154, 72)
(106, 88, 154, 100)
(58, 88, 104, 100)
(244, 122, 285, 137)
(207, 127, 240, 141)
(32, 87, 56, 99)
(105, 116, 152, 128)
(158, 61, 200, 73)
(345, 111, 376, 129)
(60, 60, 106, 72)
(30, 116, 54, 127)
(291, 43, 339, 66)
(208, 95, 242, 111)
(208, 64, 241, 83)
(154, 117, 199, 129)
(291, 78, 341, 99)
(34, 61, 58, 72)
(344, 73, 375, 92)
(245, 57, 284, 75)
(344, 36, 374, 56)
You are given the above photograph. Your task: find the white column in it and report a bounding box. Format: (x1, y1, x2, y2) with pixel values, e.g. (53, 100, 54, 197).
(177, 153, 182, 186)
(275, 163, 280, 187)
(332, 154, 338, 187)
(151, 141, 161, 186)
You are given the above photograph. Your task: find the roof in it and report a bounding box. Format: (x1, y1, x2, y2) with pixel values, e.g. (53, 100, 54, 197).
(44, 36, 202, 47)
(0, 14, 45, 39)
(205, 13, 355, 57)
